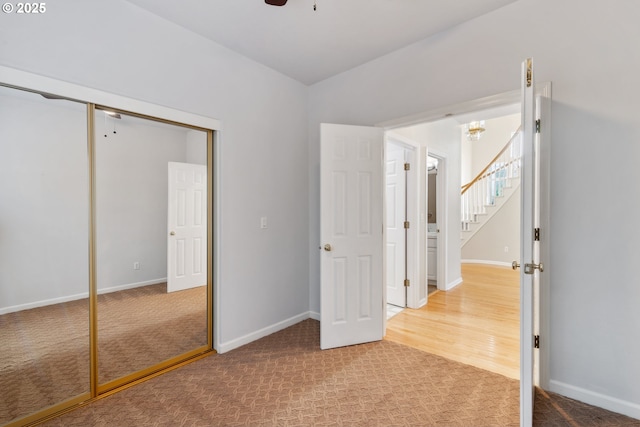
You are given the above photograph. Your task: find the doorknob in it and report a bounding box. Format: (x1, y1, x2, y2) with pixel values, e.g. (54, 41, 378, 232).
(512, 261, 520, 270)
(170, 231, 176, 236)
(323, 244, 332, 252)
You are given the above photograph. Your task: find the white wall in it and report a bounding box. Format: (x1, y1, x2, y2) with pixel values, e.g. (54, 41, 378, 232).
(0, 0, 310, 350)
(308, 0, 640, 417)
(462, 187, 521, 264)
(0, 88, 89, 312)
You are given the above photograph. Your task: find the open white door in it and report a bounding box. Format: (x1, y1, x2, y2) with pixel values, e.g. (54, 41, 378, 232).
(385, 141, 407, 307)
(519, 58, 541, 426)
(320, 123, 385, 350)
(167, 162, 207, 293)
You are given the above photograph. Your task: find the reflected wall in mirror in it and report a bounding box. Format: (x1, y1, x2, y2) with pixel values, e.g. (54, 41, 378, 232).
(94, 110, 208, 385)
(0, 86, 90, 424)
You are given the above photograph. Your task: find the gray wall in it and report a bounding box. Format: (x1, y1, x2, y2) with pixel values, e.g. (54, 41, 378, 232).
(308, 0, 640, 417)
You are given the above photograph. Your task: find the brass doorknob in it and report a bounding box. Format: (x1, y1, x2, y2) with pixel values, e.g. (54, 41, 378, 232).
(170, 231, 176, 236)
(324, 244, 332, 252)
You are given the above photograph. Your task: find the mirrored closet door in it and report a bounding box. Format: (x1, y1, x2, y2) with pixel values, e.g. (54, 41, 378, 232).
(0, 86, 91, 425)
(0, 84, 214, 426)
(94, 108, 210, 390)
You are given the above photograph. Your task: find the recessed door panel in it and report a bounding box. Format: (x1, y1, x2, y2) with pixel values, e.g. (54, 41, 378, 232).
(332, 257, 348, 324)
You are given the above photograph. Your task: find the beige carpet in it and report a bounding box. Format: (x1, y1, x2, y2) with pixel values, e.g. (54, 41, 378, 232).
(0, 283, 207, 425)
(40, 319, 640, 427)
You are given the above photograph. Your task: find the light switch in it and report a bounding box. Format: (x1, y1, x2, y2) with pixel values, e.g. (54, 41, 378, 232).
(260, 217, 268, 229)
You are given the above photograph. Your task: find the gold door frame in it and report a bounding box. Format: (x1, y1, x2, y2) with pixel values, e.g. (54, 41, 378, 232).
(90, 104, 215, 395)
(3, 89, 215, 427)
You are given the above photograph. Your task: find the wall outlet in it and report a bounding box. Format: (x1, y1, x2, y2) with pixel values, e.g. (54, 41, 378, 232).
(260, 217, 268, 229)
(504, 246, 509, 253)
(133, 261, 140, 270)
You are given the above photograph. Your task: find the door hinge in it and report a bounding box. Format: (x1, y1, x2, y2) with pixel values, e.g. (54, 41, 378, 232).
(535, 119, 541, 133)
(404, 279, 410, 287)
(534, 228, 540, 241)
(404, 221, 410, 229)
(404, 162, 410, 171)
(534, 335, 540, 349)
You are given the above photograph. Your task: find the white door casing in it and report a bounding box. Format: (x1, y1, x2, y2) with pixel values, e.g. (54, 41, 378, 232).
(520, 58, 540, 426)
(385, 141, 406, 307)
(167, 162, 207, 293)
(320, 123, 384, 350)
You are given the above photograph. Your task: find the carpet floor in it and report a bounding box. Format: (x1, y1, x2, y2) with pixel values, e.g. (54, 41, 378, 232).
(40, 319, 640, 427)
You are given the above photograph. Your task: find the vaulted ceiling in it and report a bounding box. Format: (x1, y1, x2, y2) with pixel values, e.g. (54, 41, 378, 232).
(125, 0, 518, 85)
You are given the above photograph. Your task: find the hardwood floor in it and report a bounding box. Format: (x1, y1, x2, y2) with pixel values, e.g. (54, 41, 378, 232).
(385, 263, 520, 379)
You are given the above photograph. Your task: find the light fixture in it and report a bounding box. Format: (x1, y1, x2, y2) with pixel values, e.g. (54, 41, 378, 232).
(465, 120, 485, 141)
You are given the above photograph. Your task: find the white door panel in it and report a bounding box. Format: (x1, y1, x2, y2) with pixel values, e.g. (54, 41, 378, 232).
(320, 123, 384, 350)
(167, 162, 207, 293)
(385, 142, 406, 307)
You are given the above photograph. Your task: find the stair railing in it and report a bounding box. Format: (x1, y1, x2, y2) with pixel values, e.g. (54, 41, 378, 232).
(461, 127, 522, 231)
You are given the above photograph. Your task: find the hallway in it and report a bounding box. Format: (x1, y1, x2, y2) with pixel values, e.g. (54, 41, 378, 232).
(385, 263, 520, 379)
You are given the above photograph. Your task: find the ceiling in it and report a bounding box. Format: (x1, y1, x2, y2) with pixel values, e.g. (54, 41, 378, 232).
(125, 0, 517, 85)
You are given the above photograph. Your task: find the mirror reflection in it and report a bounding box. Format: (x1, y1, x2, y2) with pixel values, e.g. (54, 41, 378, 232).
(94, 110, 208, 385)
(0, 86, 90, 424)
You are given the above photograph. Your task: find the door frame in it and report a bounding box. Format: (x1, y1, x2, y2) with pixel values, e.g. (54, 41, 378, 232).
(385, 133, 422, 309)
(425, 149, 447, 293)
(377, 82, 552, 393)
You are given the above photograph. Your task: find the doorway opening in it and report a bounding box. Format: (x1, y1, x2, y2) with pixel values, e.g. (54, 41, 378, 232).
(383, 100, 524, 380)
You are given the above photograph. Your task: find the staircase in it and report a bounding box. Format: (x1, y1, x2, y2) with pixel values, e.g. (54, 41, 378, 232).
(461, 127, 522, 247)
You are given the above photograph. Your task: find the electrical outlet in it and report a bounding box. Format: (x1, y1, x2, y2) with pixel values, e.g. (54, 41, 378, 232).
(133, 261, 140, 270)
(504, 246, 509, 253)
(260, 217, 268, 229)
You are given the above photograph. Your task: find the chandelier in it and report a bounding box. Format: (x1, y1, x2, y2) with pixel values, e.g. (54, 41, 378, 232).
(465, 121, 486, 141)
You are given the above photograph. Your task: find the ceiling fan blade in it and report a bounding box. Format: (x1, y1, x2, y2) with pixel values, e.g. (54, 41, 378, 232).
(265, 0, 287, 5)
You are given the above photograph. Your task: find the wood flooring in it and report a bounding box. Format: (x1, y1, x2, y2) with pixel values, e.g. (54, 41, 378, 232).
(385, 263, 520, 379)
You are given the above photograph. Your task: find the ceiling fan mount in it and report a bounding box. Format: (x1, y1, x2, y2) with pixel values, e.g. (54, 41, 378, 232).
(265, 0, 318, 11)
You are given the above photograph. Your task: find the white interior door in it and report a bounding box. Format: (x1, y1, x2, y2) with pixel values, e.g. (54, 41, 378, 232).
(167, 162, 207, 293)
(519, 58, 540, 426)
(385, 141, 406, 307)
(320, 123, 384, 350)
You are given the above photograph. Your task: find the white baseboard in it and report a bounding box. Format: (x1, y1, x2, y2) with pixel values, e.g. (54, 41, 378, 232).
(0, 292, 88, 315)
(462, 259, 512, 267)
(443, 277, 463, 291)
(216, 311, 314, 354)
(309, 311, 320, 321)
(0, 278, 167, 315)
(549, 380, 640, 420)
(97, 278, 167, 295)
